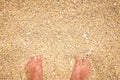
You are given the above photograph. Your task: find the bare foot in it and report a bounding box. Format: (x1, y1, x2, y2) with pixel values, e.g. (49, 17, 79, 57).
(71, 57, 90, 80)
(25, 56, 43, 80)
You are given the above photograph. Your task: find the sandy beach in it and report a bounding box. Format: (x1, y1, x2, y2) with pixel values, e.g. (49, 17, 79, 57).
(0, 0, 120, 80)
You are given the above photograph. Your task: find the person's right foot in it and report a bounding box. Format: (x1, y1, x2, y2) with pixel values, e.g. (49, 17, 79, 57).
(71, 57, 90, 80)
(25, 56, 43, 80)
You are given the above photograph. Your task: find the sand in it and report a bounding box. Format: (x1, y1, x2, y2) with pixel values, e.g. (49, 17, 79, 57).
(0, 0, 120, 80)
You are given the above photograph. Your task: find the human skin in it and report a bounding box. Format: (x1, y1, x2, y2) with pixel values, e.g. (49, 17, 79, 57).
(71, 57, 90, 80)
(25, 56, 43, 80)
(25, 56, 90, 80)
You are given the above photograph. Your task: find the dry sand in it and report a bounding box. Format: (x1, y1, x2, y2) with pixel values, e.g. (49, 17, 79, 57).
(0, 0, 120, 80)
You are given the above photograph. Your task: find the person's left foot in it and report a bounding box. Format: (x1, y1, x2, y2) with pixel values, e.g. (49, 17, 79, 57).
(25, 56, 43, 80)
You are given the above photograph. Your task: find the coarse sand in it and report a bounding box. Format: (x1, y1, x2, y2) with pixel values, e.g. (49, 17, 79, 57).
(0, 0, 120, 80)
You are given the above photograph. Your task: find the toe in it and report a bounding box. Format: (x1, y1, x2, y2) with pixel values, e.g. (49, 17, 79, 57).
(25, 56, 35, 69)
(37, 56, 42, 63)
(71, 57, 83, 80)
(31, 56, 37, 62)
(36, 56, 42, 68)
(82, 57, 89, 65)
(75, 57, 83, 66)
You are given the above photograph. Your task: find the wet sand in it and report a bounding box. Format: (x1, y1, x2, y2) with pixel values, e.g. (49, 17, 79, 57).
(0, 0, 120, 80)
